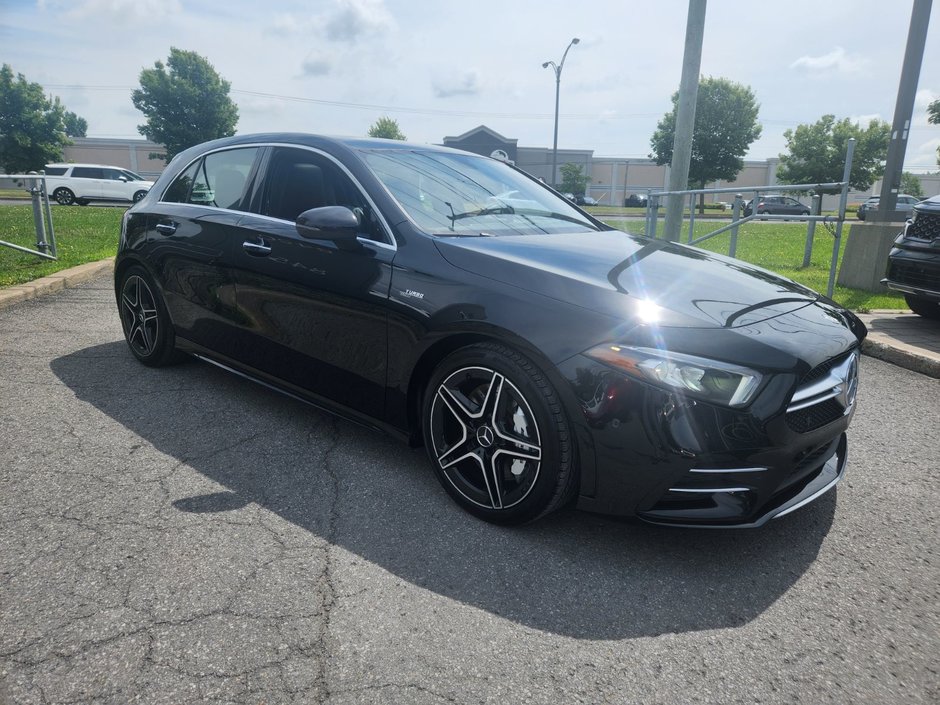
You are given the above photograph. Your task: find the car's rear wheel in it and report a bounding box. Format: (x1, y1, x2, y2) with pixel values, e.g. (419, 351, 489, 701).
(905, 294, 940, 320)
(53, 187, 74, 205)
(133, 190, 147, 203)
(423, 343, 577, 524)
(118, 266, 182, 367)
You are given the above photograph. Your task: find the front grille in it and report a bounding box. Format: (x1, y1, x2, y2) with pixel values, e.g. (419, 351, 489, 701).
(787, 398, 843, 433)
(785, 352, 858, 433)
(906, 211, 940, 242)
(887, 260, 940, 290)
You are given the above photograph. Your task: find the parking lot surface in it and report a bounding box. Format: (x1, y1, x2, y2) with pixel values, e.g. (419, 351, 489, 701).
(1, 276, 938, 704)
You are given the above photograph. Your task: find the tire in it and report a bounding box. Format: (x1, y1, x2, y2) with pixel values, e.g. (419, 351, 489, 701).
(905, 294, 940, 320)
(423, 343, 577, 524)
(117, 266, 182, 367)
(758, 209, 768, 220)
(133, 190, 147, 203)
(53, 187, 75, 205)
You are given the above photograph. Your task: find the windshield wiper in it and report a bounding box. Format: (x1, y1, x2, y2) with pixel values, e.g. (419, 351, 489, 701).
(448, 205, 516, 222)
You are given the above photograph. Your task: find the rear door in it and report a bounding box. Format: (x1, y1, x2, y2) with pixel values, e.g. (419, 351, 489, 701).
(144, 146, 262, 358)
(69, 166, 105, 199)
(230, 145, 396, 419)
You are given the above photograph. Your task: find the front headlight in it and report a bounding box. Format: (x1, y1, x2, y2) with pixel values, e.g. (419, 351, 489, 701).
(585, 345, 763, 408)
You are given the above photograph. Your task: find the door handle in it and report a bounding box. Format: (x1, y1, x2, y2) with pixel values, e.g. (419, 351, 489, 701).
(242, 239, 272, 256)
(155, 221, 177, 234)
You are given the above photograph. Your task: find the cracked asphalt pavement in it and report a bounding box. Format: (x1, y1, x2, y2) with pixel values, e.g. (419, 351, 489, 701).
(1, 274, 938, 704)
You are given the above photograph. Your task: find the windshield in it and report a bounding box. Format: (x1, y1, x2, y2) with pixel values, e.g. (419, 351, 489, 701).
(361, 149, 600, 236)
(120, 169, 145, 181)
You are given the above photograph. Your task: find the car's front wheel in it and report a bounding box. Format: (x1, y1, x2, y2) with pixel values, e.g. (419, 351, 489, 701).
(423, 343, 577, 524)
(118, 266, 182, 366)
(133, 190, 147, 203)
(905, 294, 940, 320)
(53, 187, 75, 205)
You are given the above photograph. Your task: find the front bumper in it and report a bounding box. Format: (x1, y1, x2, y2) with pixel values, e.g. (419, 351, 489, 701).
(883, 236, 940, 302)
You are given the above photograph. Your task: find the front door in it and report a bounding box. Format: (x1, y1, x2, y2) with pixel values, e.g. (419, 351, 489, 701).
(230, 146, 395, 420)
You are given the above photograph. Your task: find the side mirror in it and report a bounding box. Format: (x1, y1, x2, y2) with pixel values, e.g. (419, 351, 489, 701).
(118, 176, 128, 182)
(295, 206, 360, 241)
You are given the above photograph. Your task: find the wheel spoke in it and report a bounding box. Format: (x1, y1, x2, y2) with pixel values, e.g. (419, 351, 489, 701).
(482, 456, 503, 509)
(480, 371, 505, 421)
(437, 385, 477, 425)
(492, 446, 542, 465)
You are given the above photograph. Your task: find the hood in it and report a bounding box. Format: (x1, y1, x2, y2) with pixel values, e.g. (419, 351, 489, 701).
(434, 229, 821, 330)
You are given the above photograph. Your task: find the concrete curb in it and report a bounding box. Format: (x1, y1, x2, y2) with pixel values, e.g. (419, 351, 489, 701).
(861, 337, 940, 379)
(0, 258, 114, 311)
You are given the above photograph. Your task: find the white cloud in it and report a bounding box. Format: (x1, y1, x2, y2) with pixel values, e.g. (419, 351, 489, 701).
(432, 70, 480, 99)
(40, 0, 182, 23)
(301, 57, 332, 77)
(324, 0, 394, 42)
(850, 113, 882, 128)
(790, 46, 867, 73)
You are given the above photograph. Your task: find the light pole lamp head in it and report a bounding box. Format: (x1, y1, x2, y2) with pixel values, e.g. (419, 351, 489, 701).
(572, 37, 580, 45)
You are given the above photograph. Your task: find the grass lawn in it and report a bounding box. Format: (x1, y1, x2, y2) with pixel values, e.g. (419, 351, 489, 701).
(602, 218, 906, 311)
(0, 205, 123, 287)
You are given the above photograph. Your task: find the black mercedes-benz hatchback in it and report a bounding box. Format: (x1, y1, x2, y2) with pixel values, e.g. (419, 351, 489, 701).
(115, 134, 867, 526)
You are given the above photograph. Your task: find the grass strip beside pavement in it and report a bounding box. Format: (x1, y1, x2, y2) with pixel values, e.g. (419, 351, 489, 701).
(603, 218, 906, 312)
(0, 205, 123, 287)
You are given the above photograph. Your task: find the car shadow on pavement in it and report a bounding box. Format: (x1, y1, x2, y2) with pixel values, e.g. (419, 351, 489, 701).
(51, 342, 836, 641)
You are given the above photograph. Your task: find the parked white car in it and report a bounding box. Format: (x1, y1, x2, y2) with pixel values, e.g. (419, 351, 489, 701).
(43, 163, 154, 206)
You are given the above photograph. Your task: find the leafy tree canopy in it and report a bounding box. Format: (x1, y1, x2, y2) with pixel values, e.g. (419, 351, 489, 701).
(132, 48, 238, 162)
(368, 116, 406, 140)
(928, 98, 940, 166)
(900, 172, 925, 199)
(560, 162, 590, 195)
(0, 64, 73, 174)
(776, 114, 890, 192)
(63, 110, 87, 137)
(649, 76, 762, 189)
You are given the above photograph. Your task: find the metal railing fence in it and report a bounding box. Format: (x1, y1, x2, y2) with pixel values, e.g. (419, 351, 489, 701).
(0, 171, 57, 260)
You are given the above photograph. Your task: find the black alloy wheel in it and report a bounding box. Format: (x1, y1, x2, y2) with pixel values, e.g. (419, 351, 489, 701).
(118, 267, 180, 366)
(133, 190, 147, 203)
(424, 344, 576, 524)
(53, 187, 75, 205)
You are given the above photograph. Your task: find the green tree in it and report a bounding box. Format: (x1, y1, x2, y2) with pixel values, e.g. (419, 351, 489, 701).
(63, 110, 87, 137)
(928, 97, 940, 166)
(0, 64, 70, 173)
(560, 162, 590, 195)
(367, 116, 406, 140)
(649, 76, 762, 212)
(900, 172, 925, 199)
(132, 48, 238, 162)
(777, 115, 890, 193)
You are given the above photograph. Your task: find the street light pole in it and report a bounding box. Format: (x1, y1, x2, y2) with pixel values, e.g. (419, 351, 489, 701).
(543, 37, 579, 189)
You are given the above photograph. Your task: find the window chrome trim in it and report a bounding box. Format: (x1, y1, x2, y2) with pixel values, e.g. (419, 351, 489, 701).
(688, 467, 768, 474)
(157, 142, 397, 251)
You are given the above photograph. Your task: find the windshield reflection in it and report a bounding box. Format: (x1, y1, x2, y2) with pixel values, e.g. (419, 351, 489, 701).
(361, 149, 598, 237)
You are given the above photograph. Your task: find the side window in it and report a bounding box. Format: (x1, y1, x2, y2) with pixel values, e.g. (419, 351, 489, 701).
(161, 148, 259, 209)
(103, 169, 125, 181)
(44, 166, 67, 176)
(72, 167, 104, 179)
(162, 160, 200, 203)
(259, 147, 388, 242)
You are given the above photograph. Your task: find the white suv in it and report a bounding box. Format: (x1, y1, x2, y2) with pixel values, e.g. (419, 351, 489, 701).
(43, 163, 155, 206)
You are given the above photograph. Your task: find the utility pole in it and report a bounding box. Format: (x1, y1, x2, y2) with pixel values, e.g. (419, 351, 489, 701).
(663, 0, 707, 242)
(875, 0, 931, 220)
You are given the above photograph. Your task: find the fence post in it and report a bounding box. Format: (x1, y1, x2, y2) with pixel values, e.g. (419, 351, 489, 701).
(827, 138, 856, 298)
(649, 194, 660, 239)
(687, 192, 696, 243)
(729, 194, 742, 258)
(27, 172, 49, 255)
(40, 173, 57, 258)
(802, 193, 820, 268)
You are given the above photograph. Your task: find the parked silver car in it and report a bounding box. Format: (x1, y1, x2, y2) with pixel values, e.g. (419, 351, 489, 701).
(857, 194, 920, 221)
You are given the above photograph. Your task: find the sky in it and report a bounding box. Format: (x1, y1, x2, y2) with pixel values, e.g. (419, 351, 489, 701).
(2, 0, 939, 172)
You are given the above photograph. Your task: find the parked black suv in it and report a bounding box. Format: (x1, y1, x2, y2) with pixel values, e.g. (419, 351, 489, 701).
(883, 194, 940, 319)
